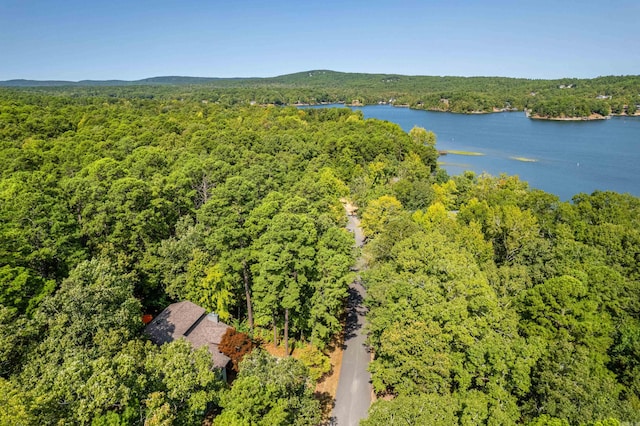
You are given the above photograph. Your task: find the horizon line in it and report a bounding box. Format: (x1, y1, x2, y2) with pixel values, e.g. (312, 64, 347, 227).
(2, 69, 639, 85)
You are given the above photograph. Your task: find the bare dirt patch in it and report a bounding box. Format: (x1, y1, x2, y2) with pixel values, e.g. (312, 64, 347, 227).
(314, 336, 345, 421)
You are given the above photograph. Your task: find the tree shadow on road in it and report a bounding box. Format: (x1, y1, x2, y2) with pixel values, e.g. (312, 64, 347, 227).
(342, 285, 365, 346)
(316, 391, 336, 425)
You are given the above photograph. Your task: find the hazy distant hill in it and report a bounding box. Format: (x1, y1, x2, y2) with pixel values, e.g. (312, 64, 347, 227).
(0, 70, 530, 88)
(2, 70, 638, 91)
(1, 78, 126, 87)
(0, 76, 221, 87)
(0, 75, 261, 87)
(0, 72, 330, 87)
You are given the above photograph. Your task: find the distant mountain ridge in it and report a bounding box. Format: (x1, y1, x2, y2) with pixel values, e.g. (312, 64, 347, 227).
(0, 70, 534, 88)
(0, 76, 232, 87)
(2, 70, 638, 88)
(0, 71, 374, 87)
(0, 70, 640, 93)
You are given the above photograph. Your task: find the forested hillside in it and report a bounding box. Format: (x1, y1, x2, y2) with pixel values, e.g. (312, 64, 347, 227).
(3, 70, 639, 118)
(0, 86, 638, 425)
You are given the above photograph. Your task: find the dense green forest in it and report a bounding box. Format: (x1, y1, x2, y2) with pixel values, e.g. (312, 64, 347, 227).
(0, 88, 436, 424)
(2, 70, 640, 118)
(359, 177, 640, 425)
(1, 85, 639, 425)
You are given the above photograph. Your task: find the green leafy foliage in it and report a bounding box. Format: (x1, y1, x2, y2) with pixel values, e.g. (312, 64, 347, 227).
(145, 340, 222, 425)
(296, 344, 331, 381)
(214, 349, 321, 426)
(363, 176, 640, 425)
(362, 393, 459, 426)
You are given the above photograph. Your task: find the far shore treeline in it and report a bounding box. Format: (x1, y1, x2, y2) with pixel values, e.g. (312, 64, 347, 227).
(2, 70, 639, 118)
(0, 80, 639, 425)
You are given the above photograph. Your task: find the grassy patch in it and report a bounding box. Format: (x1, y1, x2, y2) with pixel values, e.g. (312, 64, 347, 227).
(509, 156, 537, 162)
(443, 150, 485, 156)
(438, 161, 471, 168)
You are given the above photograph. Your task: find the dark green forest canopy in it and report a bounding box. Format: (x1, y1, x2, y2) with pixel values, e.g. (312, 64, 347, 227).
(0, 86, 639, 425)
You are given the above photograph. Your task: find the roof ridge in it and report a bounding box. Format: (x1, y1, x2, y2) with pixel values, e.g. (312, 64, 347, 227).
(183, 313, 206, 337)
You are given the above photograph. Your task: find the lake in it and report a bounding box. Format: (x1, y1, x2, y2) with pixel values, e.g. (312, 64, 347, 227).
(302, 104, 640, 201)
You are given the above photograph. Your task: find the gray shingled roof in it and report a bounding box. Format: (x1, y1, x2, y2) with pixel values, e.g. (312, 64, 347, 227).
(145, 301, 232, 369)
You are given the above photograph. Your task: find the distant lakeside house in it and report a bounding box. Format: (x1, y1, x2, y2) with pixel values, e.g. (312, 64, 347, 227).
(145, 301, 232, 381)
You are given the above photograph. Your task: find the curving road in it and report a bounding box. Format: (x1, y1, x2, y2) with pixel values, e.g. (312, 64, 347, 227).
(331, 207, 372, 426)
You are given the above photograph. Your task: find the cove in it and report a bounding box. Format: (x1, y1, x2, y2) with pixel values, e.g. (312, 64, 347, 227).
(302, 105, 640, 201)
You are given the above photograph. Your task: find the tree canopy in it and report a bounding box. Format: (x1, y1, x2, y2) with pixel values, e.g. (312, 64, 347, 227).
(0, 87, 439, 424)
(362, 174, 640, 425)
(0, 83, 638, 425)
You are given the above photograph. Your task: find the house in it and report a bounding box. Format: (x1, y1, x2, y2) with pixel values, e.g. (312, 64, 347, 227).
(145, 301, 232, 381)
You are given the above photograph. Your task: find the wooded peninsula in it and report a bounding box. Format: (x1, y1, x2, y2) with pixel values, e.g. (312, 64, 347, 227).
(1, 74, 639, 425)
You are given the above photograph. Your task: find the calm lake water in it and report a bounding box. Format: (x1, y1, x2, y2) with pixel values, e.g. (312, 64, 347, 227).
(303, 104, 640, 201)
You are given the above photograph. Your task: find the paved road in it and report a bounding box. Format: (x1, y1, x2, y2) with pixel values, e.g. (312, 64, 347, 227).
(331, 211, 372, 426)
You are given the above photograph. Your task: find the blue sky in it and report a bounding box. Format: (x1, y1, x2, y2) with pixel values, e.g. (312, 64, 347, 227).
(1, 0, 638, 80)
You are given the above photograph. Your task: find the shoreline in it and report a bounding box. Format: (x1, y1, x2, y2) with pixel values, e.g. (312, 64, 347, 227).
(296, 102, 640, 121)
(526, 111, 610, 121)
(529, 112, 640, 121)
